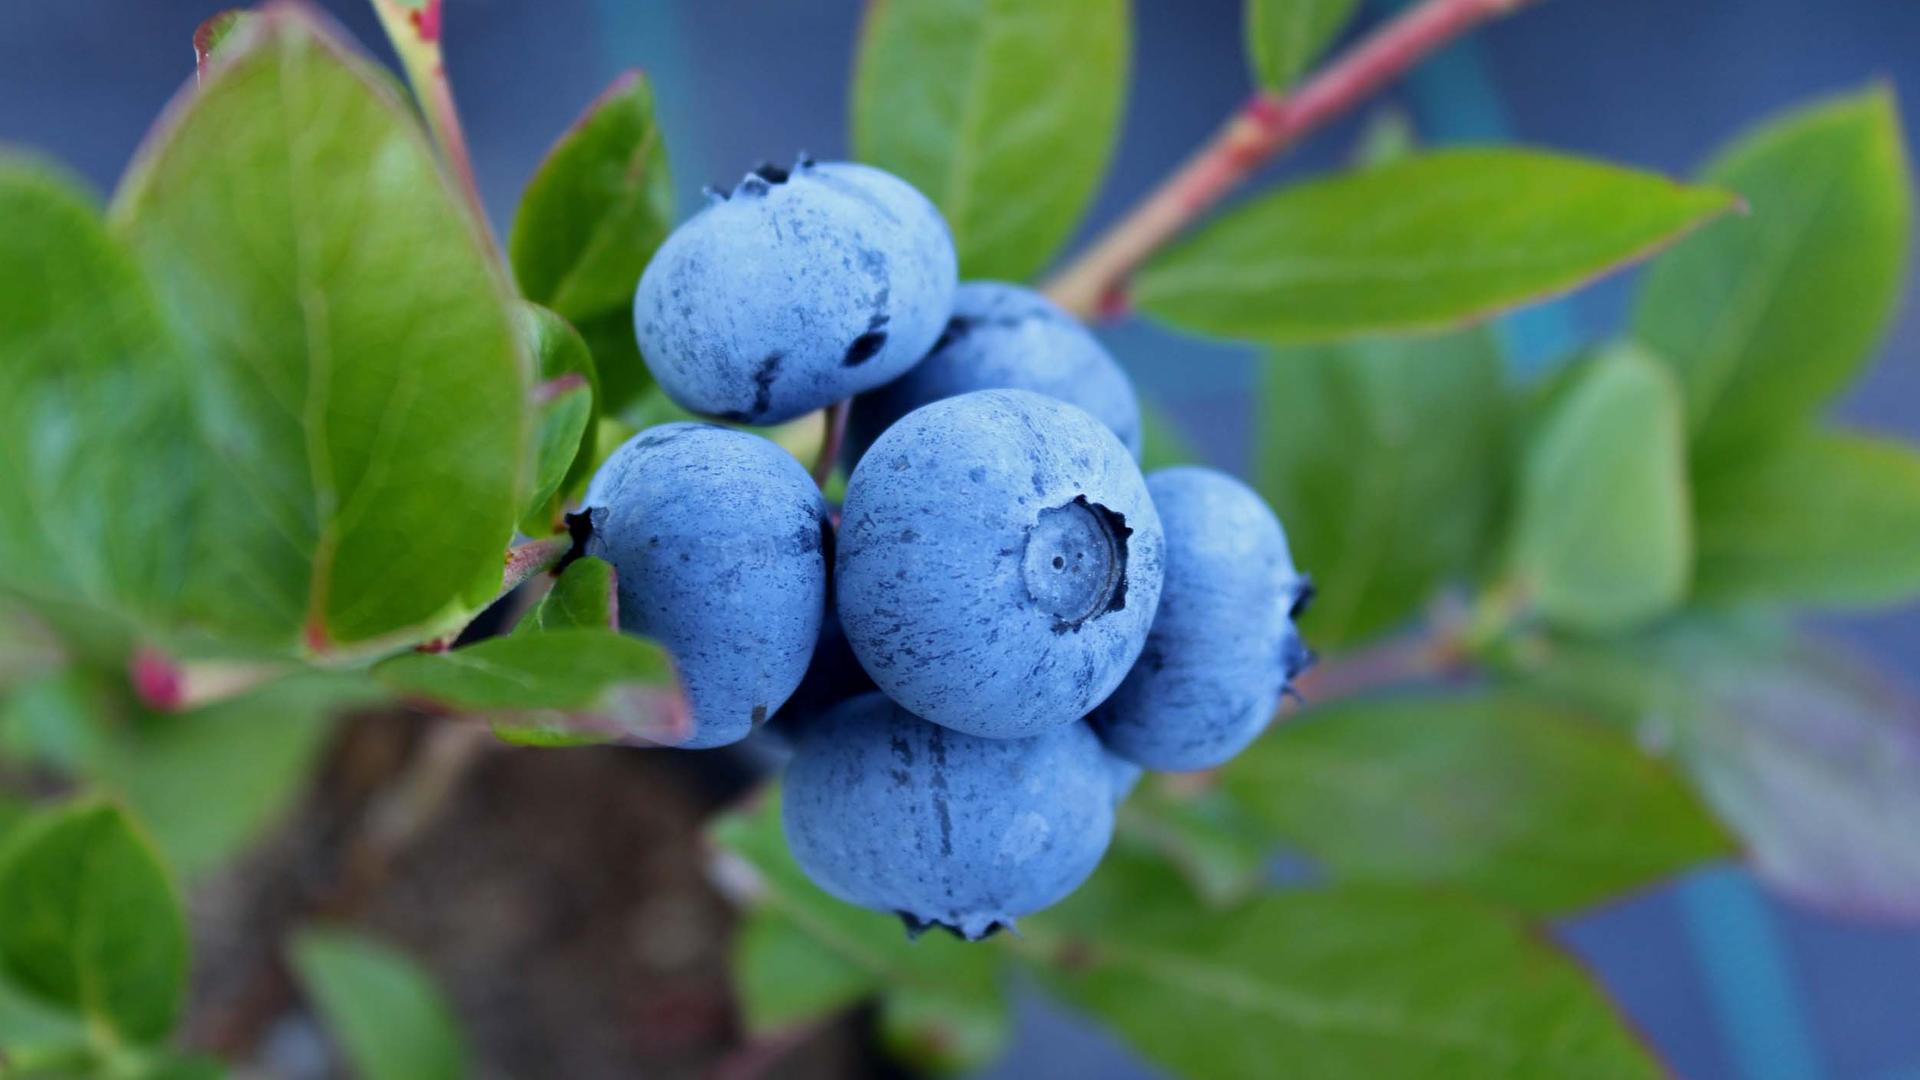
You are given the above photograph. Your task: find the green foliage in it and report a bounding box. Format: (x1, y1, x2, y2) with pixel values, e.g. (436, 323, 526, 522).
(517, 303, 599, 535)
(710, 793, 1010, 1074)
(509, 72, 672, 413)
(513, 556, 618, 635)
(1137, 149, 1737, 344)
(1508, 345, 1692, 634)
(1694, 429, 1920, 608)
(110, 7, 529, 653)
(1633, 86, 1913, 459)
(1027, 852, 1663, 1079)
(1246, 0, 1359, 88)
(289, 928, 467, 1080)
(1521, 621, 1920, 920)
(192, 11, 253, 75)
(853, 0, 1130, 281)
(0, 802, 186, 1046)
(1257, 329, 1509, 648)
(1221, 692, 1731, 914)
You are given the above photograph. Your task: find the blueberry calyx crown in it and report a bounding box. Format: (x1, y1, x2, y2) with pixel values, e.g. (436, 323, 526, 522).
(704, 153, 820, 202)
(1023, 495, 1131, 634)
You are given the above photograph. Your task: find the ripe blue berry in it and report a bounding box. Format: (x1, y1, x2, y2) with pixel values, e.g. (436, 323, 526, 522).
(1092, 467, 1312, 771)
(846, 281, 1142, 465)
(837, 389, 1164, 739)
(782, 692, 1114, 939)
(634, 159, 957, 425)
(582, 423, 829, 748)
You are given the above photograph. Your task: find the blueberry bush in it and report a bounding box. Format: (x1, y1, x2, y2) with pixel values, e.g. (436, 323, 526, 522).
(0, 0, 1916, 1076)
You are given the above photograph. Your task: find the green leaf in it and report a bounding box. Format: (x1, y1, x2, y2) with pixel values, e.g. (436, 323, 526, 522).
(0, 801, 187, 1045)
(509, 72, 670, 411)
(1027, 852, 1660, 1078)
(0, 156, 198, 627)
(1118, 781, 1273, 908)
(91, 674, 369, 877)
(1693, 428, 1920, 608)
(1508, 345, 1691, 634)
(193, 11, 254, 78)
(1257, 329, 1508, 648)
(0, 972, 91, 1064)
(1246, 0, 1359, 89)
(374, 627, 685, 746)
(1221, 691, 1730, 914)
(1632, 86, 1914, 457)
(111, 7, 529, 653)
(852, 0, 1130, 281)
(289, 928, 467, 1080)
(1522, 622, 1920, 921)
(709, 792, 1009, 1068)
(1136, 149, 1738, 345)
(516, 304, 598, 535)
(514, 556, 616, 635)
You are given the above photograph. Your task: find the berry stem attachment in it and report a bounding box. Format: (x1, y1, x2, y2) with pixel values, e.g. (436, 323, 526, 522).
(813, 399, 851, 489)
(368, 0, 500, 259)
(1043, 0, 1542, 318)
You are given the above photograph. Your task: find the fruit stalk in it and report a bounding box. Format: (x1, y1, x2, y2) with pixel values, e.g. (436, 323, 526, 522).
(368, 0, 499, 256)
(1044, 0, 1541, 318)
(813, 399, 851, 488)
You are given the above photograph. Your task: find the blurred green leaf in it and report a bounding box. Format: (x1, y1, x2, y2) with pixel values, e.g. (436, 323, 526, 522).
(1119, 781, 1274, 907)
(1509, 345, 1691, 634)
(1246, 0, 1359, 89)
(0, 972, 90, 1066)
(289, 928, 466, 1080)
(1027, 852, 1661, 1078)
(92, 674, 369, 877)
(514, 556, 617, 636)
(1136, 149, 1737, 345)
(509, 72, 670, 413)
(1221, 691, 1730, 914)
(375, 628, 684, 746)
(0, 671, 114, 773)
(853, 0, 1129, 281)
(193, 11, 253, 77)
(111, 7, 527, 652)
(1522, 622, 1920, 921)
(709, 792, 1009, 1071)
(1694, 428, 1920, 608)
(517, 304, 598, 535)
(1258, 329, 1508, 648)
(0, 156, 199, 630)
(0, 801, 186, 1045)
(1633, 86, 1913, 458)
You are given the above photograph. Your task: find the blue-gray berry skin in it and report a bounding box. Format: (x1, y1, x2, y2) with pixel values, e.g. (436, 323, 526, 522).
(837, 389, 1164, 739)
(582, 422, 829, 748)
(846, 281, 1142, 466)
(782, 692, 1114, 939)
(1093, 467, 1312, 771)
(634, 159, 957, 425)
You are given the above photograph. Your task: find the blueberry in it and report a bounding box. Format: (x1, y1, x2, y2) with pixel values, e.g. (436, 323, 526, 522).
(582, 422, 828, 748)
(1092, 467, 1311, 771)
(836, 389, 1164, 739)
(782, 692, 1114, 939)
(847, 281, 1142, 466)
(634, 158, 957, 425)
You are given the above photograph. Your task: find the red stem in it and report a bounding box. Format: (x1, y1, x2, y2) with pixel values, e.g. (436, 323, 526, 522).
(1044, 0, 1539, 317)
(813, 400, 851, 489)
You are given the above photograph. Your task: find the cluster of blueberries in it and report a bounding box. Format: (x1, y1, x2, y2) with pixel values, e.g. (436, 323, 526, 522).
(580, 158, 1313, 939)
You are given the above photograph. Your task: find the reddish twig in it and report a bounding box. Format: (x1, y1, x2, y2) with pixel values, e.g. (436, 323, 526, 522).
(813, 399, 851, 489)
(1044, 0, 1542, 317)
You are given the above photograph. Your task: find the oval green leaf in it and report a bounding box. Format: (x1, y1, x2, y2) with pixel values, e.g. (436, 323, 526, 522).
(1247, 0, 1359, 89)
(1258, 329, 1509, 649)
(0, 801, 187, 1045)
(111, 8, 529, 653)
(852, 0, 1130, 281)
(1695, 429, 1920, 608)
(1509, 345, 1691, 634)
(289, 928, 467, 1080)
(1632, 86, 1914, 458)
(1136, 149, 1738, 345)
(517, 304, 599, 535)
(1221, 691, 1731, 914)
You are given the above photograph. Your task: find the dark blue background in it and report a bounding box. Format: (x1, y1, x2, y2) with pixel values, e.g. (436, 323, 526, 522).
(4, 2, 1916, 1077)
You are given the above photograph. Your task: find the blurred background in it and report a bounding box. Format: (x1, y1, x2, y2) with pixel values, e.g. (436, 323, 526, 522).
(2, 1, 1915, 1077)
